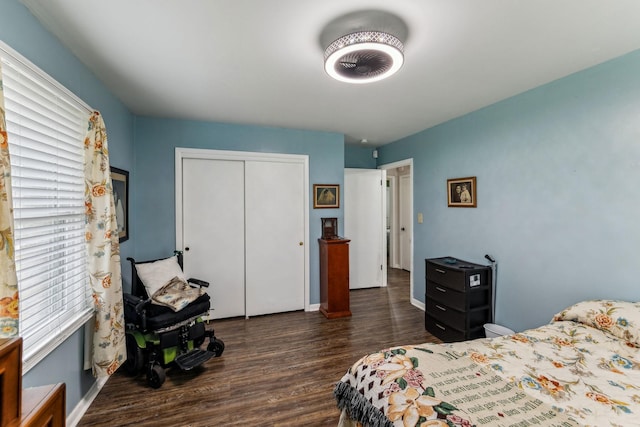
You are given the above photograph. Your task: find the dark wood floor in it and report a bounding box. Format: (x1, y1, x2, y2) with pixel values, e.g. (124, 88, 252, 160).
(78, 269, 440, 426)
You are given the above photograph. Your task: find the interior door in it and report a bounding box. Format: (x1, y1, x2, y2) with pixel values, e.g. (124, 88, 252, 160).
(182, 158, 246, 319)
(245, 160, 306, 316)
(399, 174, 412, 271)
(344, 168, 386, 289)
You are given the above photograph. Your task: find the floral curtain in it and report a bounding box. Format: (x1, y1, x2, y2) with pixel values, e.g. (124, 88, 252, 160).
(0, 62, 19, 338)
(84, 111, 126, 377)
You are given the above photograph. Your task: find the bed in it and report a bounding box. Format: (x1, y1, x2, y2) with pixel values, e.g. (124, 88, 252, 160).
(334, 300, 640, 427)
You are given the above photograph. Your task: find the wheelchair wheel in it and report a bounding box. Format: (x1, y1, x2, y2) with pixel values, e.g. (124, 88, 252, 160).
(123, 334, 144, 376)
(147, 364, 166, 389)
(208, 338, 225, 357)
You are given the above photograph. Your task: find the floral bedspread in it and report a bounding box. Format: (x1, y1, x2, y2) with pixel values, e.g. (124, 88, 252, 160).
(335, 300, 640, 427)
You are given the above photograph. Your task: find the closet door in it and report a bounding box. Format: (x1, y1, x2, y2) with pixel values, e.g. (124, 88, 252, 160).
(182, 158, 246, 319)
(244, 160, 305, 316)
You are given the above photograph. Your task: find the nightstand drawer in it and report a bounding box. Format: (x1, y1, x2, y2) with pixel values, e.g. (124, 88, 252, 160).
(426, 299, 465, 330)
(426, 263, 465, 291)
(425, 315, 466, 342)
(426, 281, 465, 311)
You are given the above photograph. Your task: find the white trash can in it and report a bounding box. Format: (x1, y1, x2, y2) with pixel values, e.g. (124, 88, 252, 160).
(484, 323, 515, 338)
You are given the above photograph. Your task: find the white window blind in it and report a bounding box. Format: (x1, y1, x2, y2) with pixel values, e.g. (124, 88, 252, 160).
(1, 42, 93, 372)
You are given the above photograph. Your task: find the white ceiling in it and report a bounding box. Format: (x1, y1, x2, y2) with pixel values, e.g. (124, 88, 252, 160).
(21, 0, 640, 146)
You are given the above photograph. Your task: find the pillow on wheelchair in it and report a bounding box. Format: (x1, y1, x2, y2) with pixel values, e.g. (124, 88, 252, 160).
(135, 256, 188, 297)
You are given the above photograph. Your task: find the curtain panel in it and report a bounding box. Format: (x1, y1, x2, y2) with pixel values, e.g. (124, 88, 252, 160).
(84, 111, 126, 376)
(0, 62, 19, 338)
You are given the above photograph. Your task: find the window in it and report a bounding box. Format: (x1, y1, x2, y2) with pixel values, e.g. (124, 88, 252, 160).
(1, 42, 93, 372)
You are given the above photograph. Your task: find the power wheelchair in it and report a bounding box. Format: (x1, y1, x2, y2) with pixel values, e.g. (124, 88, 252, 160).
(122, 251, 224, 388)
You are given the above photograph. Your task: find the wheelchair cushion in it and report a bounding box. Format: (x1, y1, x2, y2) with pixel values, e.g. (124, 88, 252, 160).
(144, 294, 211, 331)
(135, 256, 187, 297)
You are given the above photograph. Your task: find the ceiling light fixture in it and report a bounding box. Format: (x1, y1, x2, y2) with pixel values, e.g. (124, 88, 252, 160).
(324, 31, 404, 84)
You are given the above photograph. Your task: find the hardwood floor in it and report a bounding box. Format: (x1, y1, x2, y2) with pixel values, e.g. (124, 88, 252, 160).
(78, 268, 440, 426)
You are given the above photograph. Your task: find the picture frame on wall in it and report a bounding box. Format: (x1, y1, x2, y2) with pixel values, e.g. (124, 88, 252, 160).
(313, 184, 339, 208)
(447, 176, 477, 208)
(110, 166, 129, 242)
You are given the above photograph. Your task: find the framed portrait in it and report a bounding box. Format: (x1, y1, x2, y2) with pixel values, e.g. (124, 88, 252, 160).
(313, 184, 339, 209)
(110, 166, 129, 242)
(447, 176, 477, 208)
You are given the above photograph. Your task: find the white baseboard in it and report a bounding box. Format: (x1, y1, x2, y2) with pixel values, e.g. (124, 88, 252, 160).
(66, 376, 108, 427)
(310, 299, 420, 313)
(411, 297, 425, 311)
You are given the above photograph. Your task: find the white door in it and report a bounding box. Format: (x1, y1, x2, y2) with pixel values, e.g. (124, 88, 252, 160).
(182, 158, 246, 319)
(245, 161, 306, 316)
(344, 168, 386, 289)
(399, 174, 412, 271)
(387, 175, 398, 268)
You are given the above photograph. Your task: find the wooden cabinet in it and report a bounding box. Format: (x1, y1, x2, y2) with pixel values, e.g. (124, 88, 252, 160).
(1, 338, 22, 427)
(0, 338, 66, 427)
(319, 238, 351, 319)
(20, 384, 66, 427)
(425, 257, 492, 342)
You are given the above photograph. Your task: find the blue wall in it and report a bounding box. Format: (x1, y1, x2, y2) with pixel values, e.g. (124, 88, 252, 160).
(1, 0, 135, 416)
(345, 144, 377, 168)
(133, 117, 344, 304)
(378, 49, 640, 332)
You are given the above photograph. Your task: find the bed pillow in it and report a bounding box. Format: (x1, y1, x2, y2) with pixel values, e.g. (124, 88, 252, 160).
(134, 256, 187, 297)
(553, 299, 640, 347)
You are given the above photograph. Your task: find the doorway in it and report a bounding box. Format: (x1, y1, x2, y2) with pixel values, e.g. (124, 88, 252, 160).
(380, 159, 415, 306)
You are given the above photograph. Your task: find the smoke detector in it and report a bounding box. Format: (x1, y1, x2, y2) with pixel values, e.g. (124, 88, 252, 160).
(324, 30, 404, 84)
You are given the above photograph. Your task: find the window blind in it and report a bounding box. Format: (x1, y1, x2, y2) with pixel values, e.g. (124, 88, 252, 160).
(1, 42, 93, 371)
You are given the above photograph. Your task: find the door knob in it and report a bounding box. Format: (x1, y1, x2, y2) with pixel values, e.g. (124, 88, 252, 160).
(299, 242, 304, 246)
(185, 247, 190, 251)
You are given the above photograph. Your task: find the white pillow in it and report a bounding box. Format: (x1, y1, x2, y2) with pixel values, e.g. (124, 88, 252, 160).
(135, 256, 187, 297)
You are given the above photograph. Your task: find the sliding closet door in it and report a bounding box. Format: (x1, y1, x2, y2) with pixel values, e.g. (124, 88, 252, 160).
(182, 158, 246, 319)
(244, 160, 305, 316)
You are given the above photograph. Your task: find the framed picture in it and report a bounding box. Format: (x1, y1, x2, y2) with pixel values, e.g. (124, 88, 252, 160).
(313, 184, 339, 209)
(110, 166, 129, 242)
(447, 176, 477, 208)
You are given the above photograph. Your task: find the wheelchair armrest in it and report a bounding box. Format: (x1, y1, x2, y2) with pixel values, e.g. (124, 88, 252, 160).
(124, 292, 142, 306)
(187, 278, 209, 288)
(123, 293, 151, 331)
(124, 293, 150, 312)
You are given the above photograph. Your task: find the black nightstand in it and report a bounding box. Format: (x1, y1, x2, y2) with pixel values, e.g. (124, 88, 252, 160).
(425, 257, 492, 342)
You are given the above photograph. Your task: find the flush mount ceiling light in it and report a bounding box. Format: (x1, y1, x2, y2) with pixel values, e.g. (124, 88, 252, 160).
(324, 31, 404, 84)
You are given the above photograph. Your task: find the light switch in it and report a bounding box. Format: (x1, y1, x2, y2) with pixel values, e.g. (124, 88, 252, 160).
(417, 213, 423, 223)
